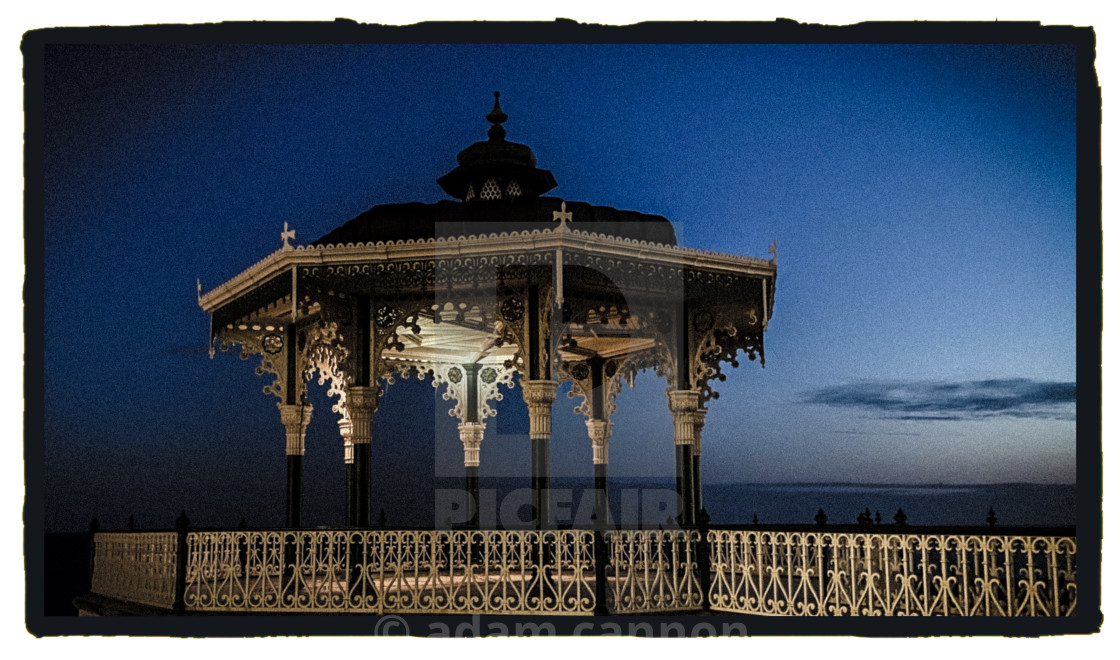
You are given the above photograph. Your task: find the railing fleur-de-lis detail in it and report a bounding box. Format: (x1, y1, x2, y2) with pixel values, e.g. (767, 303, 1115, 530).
(89, 528, 1076, 617)
(179, 529, 595, 614)
(707, 531, 1077, 616)
(606, 530, 702, 613)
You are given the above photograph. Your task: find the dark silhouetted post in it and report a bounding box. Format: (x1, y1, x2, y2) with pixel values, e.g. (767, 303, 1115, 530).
(173, 510, 190, 615)
(814, 509, 828, 526)
(894, 508, 907, 526)
(87, 517, 100, 590)
(697, 507, 712, 611)
(987, 507, 998, 528)
(592, 512, 609, 615)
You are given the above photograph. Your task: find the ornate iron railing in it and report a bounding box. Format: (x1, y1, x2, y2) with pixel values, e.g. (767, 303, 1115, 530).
(606, 529, 702, 613)
(182, 529, 595, 614)
(84, 527, 1077, 617)
(89, 532, 178, 609)
(707, 530, 1077, 616)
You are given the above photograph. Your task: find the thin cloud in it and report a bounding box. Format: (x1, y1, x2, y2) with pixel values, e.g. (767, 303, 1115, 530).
(803, 379, 1076, 421)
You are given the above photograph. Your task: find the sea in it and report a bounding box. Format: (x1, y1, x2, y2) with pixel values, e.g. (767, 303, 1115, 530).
(430, 478, 1078, 529)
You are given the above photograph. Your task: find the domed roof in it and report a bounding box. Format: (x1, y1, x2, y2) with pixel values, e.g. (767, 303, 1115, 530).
(313, 196, 677, 246)
(313, 94, 677, 246)
(436, 92, 557, 202)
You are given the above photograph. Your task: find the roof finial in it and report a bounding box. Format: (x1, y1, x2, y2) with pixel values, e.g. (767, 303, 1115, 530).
(486, 91, 507, 141)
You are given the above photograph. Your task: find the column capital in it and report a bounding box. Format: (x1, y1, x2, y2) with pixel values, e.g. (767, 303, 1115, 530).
(666, 388, 701, 414)
(666, 389, 699, 447)
(586, 419, 612, 465)
(523, 380, 558, 442)
(347, 385, 379, 412)
(522, 379, 559, 406)
(692, 407, 708, 455)
(278, 403, 312, 455)
(347, 385, 377, 445)
(458, 422, 486, 467)
(278, 402, 313, 426)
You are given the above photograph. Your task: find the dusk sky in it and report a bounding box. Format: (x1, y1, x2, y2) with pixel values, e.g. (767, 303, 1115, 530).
(31, 39, 1082, 532)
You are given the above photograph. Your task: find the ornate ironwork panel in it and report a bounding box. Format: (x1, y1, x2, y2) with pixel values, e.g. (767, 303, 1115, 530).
(606, 529, 702, 614)
(90, 532, 178, 609)
(182, 529, 595, 615)
(707, 530, 1077, 616)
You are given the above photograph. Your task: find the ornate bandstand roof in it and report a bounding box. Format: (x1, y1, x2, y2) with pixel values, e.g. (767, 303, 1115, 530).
(198, 93, 777, 421)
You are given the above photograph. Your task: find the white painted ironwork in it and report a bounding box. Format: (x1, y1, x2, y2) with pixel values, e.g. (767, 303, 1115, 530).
(522, 380, 558, 441)
(667, 389, 700, 446)
(182, 529, 595, 614)
(707, 530, 1077, 616)
(552, 201, 572, 229)
(606, 529, 702, 614)
(87, 527, 1077, 617)
(281, 221, 296, 250)
(278, 403, 312, 455)
(90, 532, 178, 609)
(586, 419, 612, 465)
(458, 422, 485, 467)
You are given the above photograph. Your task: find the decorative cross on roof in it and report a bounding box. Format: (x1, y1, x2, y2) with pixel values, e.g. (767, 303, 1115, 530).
(552, 201, 572, 231)
(281, 222, 296, 250)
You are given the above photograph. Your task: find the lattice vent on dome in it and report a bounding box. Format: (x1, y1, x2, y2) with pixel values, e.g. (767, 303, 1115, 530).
(480, 179, 502, 200)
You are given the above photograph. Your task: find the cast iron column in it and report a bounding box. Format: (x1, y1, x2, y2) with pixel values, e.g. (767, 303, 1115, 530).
(692, 407, 707, 514)
(588, 420, 612, 524)
(348, 386, 377, 527)
(523, 380, 557, 529)
(461, 364, 483, 528)
(340, 421, 356, 526)
(586, 357, 611, 525)
(345, 295, 375, 528)
(459, 422, 484, 529)
(278, 402, 312, 527)
(667, 389, 699, 526)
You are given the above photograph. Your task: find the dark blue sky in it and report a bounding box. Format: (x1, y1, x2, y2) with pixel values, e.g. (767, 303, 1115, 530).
(34, 42, 1079, 532)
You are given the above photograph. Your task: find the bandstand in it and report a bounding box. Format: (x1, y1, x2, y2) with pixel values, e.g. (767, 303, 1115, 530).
(196, 93, 777, 532)
(77, 94, 1078, 619)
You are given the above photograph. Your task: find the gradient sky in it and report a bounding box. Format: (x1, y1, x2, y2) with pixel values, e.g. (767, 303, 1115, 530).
(34, 41, 1080, 532)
